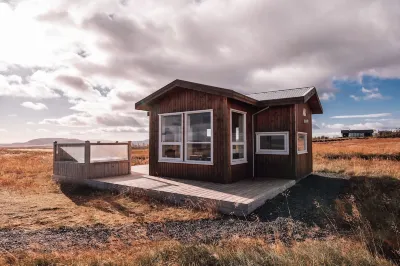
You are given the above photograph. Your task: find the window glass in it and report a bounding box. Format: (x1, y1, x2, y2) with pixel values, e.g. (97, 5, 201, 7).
(187, 144, 211, 161)
(297, 133, 307, 152)
(161, 115, 182, 142)
(260, 135, 285, 150)
(231, 112, 244, 142)
(187, 112, 211, 142)
(232, 144, 245, 159)
(161, 145, 181, 158)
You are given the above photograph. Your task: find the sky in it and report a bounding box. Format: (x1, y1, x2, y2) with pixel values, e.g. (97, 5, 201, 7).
(0, 0, 399, 143)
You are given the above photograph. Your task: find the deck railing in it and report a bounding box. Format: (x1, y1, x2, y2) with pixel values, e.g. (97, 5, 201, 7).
(53, 141, 132, 179)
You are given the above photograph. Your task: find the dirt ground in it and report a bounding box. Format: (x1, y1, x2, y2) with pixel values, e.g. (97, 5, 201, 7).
(0, 141, 399, 264)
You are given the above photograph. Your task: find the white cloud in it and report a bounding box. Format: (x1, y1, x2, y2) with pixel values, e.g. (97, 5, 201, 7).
(58, 126, 148, 136)
(21, 102, 48, 111)
(39, 112, 146, 128)
(8, 114, 17, 117)
(320, 92, 336, 101)
(361, 87, 379, 94)
(350, 87, 388, 101)
(323, 123, 345, 129)
(331, 113, 391, 119)
(40, 113, 92, 127)
(26, 121, 35, 125)
(36, 128, 50, 133)
(364, 92, 385, 100)
(0, 129, 7, 132)
(350, 95, 361, 101)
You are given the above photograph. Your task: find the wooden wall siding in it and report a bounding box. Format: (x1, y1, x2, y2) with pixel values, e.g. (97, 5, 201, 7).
(228, 99, 256, 182)
(89, 161, 131, 179)
(54, 162, 86, 178)
(53, 142, 132, 179)
(54, 161, 130, 179)
(149, 87, 230, 183)
(254, 105, 297, 179)
(296, 103, 313, 178)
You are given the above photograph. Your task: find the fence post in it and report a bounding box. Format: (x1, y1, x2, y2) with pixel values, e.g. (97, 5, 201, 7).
(128, 141, 132, 174)
(84, 141, 91, 179)
(53, 141, 57, 175)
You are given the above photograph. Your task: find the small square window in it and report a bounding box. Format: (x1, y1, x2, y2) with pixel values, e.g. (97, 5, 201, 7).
(256, 132, 289, 155)
(297, 132, 307, 154)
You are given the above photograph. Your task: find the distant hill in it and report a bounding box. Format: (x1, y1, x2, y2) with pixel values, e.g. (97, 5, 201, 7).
(131, 139, 149, 146)
(0, 138, 149, 148)
(0, 138, 84, 148)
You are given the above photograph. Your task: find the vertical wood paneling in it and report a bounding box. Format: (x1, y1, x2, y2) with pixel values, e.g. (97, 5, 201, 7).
(227, 99, 256, 182)
(149, 87, 229, 183)
(254, 105, 296, 179)
(296, 103, 313, 178)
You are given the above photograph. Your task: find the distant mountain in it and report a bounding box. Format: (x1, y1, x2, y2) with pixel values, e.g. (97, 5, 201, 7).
(0, 138, 149, 148)
(131, 139, 149, 146)
(0, 138, 84, 148)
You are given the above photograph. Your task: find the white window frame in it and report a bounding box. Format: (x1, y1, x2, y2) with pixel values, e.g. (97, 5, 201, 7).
(185, 109, 213, 165)
(297, 132, 308, 154)
(158, 112, 184, 162)
(230, 109, 247, 165)
(256, 132, 289, 155)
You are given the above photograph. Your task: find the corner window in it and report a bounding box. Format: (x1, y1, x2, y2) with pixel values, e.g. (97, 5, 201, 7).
(159, 113, 183, 161)
(185, 110, 213, 163)
(297, 132, 307, 154)
(231, 109, 247, 164)
(256, 132, 289, 155)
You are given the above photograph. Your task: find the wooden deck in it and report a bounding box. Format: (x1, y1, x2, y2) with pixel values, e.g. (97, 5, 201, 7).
(54, 165, 297, 216)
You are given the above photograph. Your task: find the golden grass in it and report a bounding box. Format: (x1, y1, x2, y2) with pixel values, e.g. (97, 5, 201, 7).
(0, 149, 213, 230)
(313, 138, 400, 179)
(131, 148, 149, 166)
(1, 238, 392, 266)
(1, 140, 399, 265)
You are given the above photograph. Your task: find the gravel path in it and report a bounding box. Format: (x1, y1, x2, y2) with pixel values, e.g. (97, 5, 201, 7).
(0, 173, 350, 253)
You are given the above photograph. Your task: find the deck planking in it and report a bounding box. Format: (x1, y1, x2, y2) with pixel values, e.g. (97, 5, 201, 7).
(54, 164, 297, 215)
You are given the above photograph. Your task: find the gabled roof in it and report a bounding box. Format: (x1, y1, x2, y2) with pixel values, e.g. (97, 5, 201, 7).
(247, 87, 314, 101)
(135, 79, 323, 114)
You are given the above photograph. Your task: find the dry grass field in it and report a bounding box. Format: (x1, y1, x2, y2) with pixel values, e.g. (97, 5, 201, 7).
(0, 149, 212, 230)
(0, 139, 399, 265)
(314, 138, 400, 178)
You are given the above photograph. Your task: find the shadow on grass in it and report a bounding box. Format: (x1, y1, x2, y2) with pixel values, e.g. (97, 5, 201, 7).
(59, 183, 136, 217)
(252, 173, 400, 263)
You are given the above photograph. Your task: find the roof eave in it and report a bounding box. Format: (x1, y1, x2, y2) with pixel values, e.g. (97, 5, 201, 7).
(135, 79, 258, 111)
(303, 87, 323, 114)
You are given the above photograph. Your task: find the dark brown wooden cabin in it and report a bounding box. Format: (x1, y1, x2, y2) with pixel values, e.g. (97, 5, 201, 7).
(135, 79, 323, 184)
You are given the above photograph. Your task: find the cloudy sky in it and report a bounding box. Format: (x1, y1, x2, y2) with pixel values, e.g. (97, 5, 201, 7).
(0, 0, 400, 143)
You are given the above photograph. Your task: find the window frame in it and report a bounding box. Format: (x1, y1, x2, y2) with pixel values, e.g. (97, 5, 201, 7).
(158, 112, 184, 162)
(230, 109, 247, 165)
(184, 109, 213, 165)
(297, 132, 308, 154)
(255, 131, 289, 155)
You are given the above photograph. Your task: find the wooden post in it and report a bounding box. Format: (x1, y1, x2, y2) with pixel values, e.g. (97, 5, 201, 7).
(84, 141, 91, 179)
(127, 141, 132, 174)
(53, 141, 57, 175)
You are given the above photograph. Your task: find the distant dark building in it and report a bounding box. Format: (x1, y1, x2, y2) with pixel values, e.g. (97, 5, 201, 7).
(341, 129, 374, 138)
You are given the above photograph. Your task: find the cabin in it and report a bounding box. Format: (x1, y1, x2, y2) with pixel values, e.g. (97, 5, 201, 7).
(341, 129, 374, 138)
(135, 79, 323, 184)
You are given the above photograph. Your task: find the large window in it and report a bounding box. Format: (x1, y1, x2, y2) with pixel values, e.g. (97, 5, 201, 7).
(231, 109, 247, 164)
(159, 110, 213, 164)
(159, 113, 183, 161)
(185, 110, 213, 163)
(297, 132, 307, 154)
(256, 132, 289, 155)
